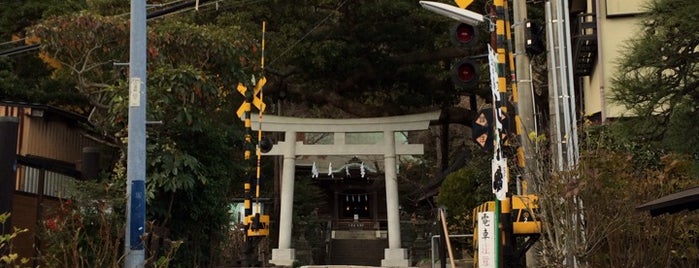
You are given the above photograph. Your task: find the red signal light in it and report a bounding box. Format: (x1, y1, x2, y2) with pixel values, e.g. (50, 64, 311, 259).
(452, 59, 478, 87)
(457, 63, 476, 82)
(456, 24, 475, 43)
(451, 23, 479, 47)
(448, 23, 480, 89)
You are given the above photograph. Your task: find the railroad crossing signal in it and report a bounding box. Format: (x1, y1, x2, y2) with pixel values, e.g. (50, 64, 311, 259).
(236, 75, 271, 238)
(236, 77, 267, 118)
(448, 6, 480, 89)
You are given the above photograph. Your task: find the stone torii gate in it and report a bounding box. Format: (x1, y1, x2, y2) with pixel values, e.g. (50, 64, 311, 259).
(251, 111, 440, 267)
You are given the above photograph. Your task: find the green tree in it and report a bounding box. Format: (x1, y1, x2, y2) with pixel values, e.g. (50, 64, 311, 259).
(27, 7, 258, 265)
(223, 0, 492, 123)
(569, 125, 699, 267)
(436, 150, 492, 232)
(7, 0, 502, 265)
(611, 0, 699, 166)
(0, 0, 85, 41)
(0, 0, 85, 105)
(40, 182, 126, 268)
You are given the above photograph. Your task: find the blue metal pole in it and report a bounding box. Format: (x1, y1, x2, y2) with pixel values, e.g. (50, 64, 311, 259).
(125, 0, 147, 267)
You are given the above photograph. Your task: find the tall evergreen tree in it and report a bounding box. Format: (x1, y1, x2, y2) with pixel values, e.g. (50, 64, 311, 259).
(611, 0, 699, 163)
(0, 0, 85, 104)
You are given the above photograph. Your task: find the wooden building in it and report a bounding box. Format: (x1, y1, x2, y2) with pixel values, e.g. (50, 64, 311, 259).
(296, 155, 390, 266)
(0, 101, 105, 262)
(301, 156, 386, 224)
(636, 186, 699, 217)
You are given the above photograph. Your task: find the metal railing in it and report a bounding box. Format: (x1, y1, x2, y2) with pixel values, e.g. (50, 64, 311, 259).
(430, 234, 474, 268)
(573, 13, 597, 37)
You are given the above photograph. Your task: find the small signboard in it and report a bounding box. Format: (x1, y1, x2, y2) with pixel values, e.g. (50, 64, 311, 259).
(492, 158, 508, 201)
(129, 78, 141, 107)
(478, 211, 496, 268)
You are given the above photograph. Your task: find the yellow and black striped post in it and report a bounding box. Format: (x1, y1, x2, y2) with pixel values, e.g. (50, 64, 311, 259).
(247, 21, 270, 238)
(236, 21, 271, 236)
(493, 0, 515, 267)
(235, 21, 270, 266)
(241, 82, 255, 218)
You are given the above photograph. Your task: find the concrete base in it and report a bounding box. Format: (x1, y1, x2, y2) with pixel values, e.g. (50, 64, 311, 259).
(270, 248, 296, 267)
(380, 248, 409, 267)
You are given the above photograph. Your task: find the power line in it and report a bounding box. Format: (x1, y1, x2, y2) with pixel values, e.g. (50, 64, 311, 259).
(267, 0, 348, 66)
(0, 44, 39, 57)
(0, 38, 26, 47)
(0, 0, 344, 63)
(0, 0, 217, 57)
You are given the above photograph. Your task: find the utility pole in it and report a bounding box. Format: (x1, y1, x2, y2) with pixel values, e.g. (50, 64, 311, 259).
(512, 1, 540, 267)
(514, 0, 536, 192)
(125, 0, 147, 267)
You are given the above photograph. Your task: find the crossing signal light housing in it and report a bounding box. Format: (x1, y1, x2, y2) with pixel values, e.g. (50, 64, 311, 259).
(525, 19, 545, 55)
(451, 23, 479, 47)
(259, 136, 273, 153)
(452, 59, 479, 88)
(450, 23, 480, 88)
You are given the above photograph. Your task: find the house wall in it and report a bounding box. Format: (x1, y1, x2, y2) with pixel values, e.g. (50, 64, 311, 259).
(1, 103, 102, 262)
(605, 0, 646, 16)
(581, 0, 647, 118)
(11, 193, 61, 264)
(0, 105, 98, 166)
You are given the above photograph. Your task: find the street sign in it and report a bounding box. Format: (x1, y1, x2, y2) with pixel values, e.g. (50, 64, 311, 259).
(477, 211, 496, 268)
(236, 102, 250, 119)
(472, 108, 509, 150)
(236, 83, 249, 119)
(236, 77, 267, 118)
(454, 0, 475, 9)
(252, 77, 267, 112)
(492, 158, 508, 200)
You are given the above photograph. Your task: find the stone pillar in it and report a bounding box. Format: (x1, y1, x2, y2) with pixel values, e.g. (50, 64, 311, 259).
(381, 130, 409, 267)
(270, 130, 296, 266)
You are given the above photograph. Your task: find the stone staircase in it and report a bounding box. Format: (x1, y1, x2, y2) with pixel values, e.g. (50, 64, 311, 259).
(329, 231, 388, 266)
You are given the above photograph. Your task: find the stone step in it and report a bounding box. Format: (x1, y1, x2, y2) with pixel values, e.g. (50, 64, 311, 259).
(329, 239, 388, 266)
(332, 230, 387, 240)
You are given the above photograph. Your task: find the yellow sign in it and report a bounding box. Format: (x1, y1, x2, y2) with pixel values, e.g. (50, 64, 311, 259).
(252, 77, 267, 112)
(236, 102, 250, 119)
(244, 214, 270, 237)
(454, 0, 474, 8)
(235, 77, 267, 118)
(236, 82, 249, 118)
(253, 77, 266, 96)
(236, 82, 247, 95)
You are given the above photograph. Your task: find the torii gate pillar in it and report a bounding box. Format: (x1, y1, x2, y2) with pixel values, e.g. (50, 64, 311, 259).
(251, 111, 439, 267)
